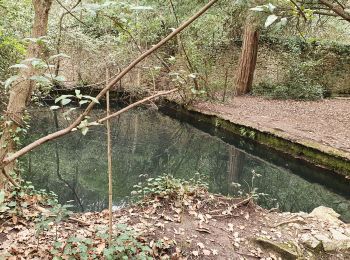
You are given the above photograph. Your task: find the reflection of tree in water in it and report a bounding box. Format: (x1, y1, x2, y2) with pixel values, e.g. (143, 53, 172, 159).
(21, 108, 350, 220)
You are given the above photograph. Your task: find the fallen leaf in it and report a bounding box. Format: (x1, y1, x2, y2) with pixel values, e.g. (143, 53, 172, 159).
(192, 250, 199, 256)
(96, 243, 105, 254)
(228, 223, 234, 232)
(197, 242, 205, 249)
(203, 249, 211, 255)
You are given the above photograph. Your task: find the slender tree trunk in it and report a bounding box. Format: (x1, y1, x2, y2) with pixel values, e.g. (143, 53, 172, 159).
(0, 0, 52, 188)
(235, 17, 259, 95)
(106, 69, 113, 245)
(227, 147, 245, 193)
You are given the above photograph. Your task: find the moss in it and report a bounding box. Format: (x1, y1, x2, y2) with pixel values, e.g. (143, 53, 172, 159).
(161, 100, 350, 177)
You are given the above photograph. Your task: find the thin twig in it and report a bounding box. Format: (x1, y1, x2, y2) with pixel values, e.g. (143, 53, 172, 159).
(1, 168, 19, 187)
(55, 0, 88, 26)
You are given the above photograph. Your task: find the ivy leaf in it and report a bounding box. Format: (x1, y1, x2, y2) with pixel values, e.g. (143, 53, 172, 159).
(81, 127, 89, 136)
(61, 98, 71, 106)
(265, 14, 278, 27)
(79, 100, 89, 105)
(75, 89, 83, 99)
(9, 64, 29, 69)
(55, 95, 74, 103)
(82, 95, 99, 104)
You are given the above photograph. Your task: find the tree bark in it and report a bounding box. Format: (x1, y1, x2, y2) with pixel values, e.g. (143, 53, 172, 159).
(0, 0, 52, 188)
(235, 18, 259, 95)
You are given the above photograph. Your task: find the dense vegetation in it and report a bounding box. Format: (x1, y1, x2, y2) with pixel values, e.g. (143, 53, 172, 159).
(1, 1, 350, 258)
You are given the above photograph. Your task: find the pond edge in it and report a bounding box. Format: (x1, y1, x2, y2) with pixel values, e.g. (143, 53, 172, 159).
(160, 99, 350, 177)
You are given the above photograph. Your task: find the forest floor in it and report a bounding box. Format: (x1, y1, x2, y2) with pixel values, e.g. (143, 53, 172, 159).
(193, 96, 350, 157)
(2, 183, 350, 259)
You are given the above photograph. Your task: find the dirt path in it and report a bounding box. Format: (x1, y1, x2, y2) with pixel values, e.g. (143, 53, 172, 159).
(194, 97, 350, 154)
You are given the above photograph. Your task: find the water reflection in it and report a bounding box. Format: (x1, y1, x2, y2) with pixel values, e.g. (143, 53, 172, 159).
(22, 108, 350, 221)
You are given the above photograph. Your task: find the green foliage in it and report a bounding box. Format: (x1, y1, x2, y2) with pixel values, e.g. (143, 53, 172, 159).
(239, 128, 256, 139)
(253, 59, 325, 100)
(50, 224, 155, 259)
(230, 170, 272, 202)
(131, 174, 208, 202)
(0, 180, 61, 221)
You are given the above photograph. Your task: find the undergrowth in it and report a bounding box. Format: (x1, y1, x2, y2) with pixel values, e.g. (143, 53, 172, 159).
(253, 60, 325, 100)
(131, 173, 208, 203)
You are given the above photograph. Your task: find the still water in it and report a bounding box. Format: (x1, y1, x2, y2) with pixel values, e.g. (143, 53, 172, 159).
(22, 107, 350, 221)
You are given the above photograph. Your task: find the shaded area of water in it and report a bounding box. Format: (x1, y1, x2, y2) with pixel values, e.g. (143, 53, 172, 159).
(22, 108, 350, 221)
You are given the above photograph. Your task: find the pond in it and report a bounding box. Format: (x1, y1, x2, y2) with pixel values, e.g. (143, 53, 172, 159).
(22, 106, 350, 221)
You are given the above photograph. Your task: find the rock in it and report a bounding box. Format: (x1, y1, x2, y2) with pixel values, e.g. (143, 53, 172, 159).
(300, 233, 322, 250)
(255, 237, 298, 260)
(313, 231, 350, 252)
(309, 206, 343, 225)
(314, 233, 332, 243)
(322, 240, 350, 252)
(329, 228, 350, 241)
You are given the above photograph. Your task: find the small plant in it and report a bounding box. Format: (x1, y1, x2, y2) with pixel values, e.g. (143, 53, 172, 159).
(230, 170, 270, 202)
(239, 128, 256, 139)
(131, 173, 208, 203)
(50, 224, 155, 259)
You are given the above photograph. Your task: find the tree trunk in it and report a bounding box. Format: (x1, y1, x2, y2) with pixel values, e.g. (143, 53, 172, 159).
(0, 0, 52, 188)
(227, 147, 245, 193)
(235, 18, 259, 95)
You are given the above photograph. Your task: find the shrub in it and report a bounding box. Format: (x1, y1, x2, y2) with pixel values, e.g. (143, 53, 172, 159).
(253, 61, 324, 100)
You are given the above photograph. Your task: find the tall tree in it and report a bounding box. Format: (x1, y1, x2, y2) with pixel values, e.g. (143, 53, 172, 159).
(0, 0, 53, 188)
(235, 14, 259, 95)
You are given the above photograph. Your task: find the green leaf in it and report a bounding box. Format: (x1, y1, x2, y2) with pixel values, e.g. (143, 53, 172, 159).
(79, 100, 89, 105)
(82, 95, 99, 104)
(267, 3, 276, 12)
(61, 99, 71, 106)
(50, 106, 60, 110)
(55, 95, 74, 103)
(30, 75, 51, 85)
(9, 64, 29, 69)
(81, 127, 88, 136)
(190, 88, 197, 94)
(265, 14, 278, 27)
(4, 75, 19, 89)
(75, 89, 83, 99)
(31, 59, 48, 69)
(280, 17, 288, 26)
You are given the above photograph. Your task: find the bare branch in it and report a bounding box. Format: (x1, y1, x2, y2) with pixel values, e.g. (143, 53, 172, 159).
(55, 0, 88, 26)
(318, 0, 350, 22)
